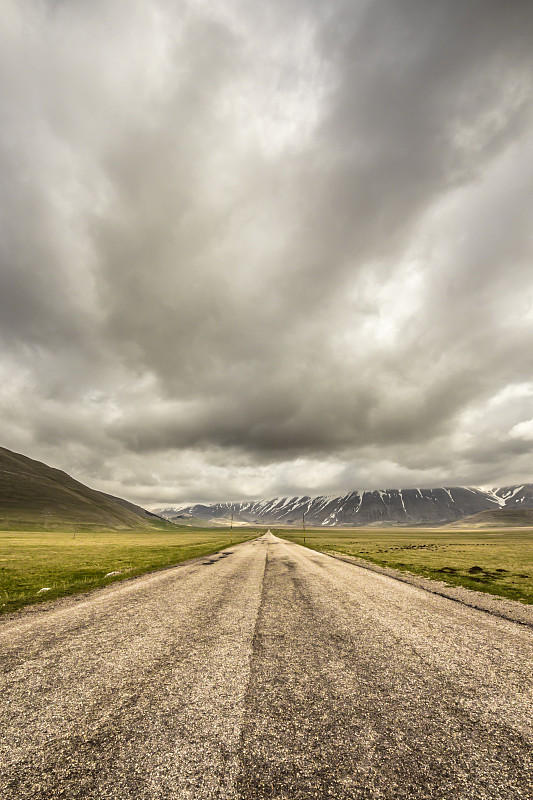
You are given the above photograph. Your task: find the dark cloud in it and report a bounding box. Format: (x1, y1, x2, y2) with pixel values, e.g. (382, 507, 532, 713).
(1, 0, 533, 504)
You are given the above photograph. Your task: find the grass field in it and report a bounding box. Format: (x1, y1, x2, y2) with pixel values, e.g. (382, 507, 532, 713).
(276, 528, 533, 604)
(0, 528, 256, 615)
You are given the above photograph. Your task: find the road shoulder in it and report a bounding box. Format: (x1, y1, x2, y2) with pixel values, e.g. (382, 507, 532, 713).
(327, 550, 533, 628)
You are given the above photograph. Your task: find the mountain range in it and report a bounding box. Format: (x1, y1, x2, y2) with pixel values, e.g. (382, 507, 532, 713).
(2, 443, 532, 530)
(155, 485, 533, 527)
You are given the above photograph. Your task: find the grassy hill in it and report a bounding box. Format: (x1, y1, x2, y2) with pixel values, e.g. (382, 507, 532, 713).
(0, 446, 171, 531)
(447, 509, 533, 528)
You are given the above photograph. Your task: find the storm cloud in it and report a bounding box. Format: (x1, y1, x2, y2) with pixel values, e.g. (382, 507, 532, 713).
(1, 0, 533, 504)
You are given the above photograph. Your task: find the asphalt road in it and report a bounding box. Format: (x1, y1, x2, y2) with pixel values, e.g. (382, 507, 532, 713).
(1, 532, 532, 799)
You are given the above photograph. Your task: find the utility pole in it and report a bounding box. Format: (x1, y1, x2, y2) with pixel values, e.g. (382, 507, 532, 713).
(230, 511, 233, 544)
(302, 512, 306, 544)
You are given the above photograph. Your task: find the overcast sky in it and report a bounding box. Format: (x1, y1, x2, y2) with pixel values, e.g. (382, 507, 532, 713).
(1, 0, 533, 506)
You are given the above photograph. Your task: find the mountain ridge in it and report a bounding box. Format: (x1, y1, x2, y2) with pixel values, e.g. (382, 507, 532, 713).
(155, 484, 533, 527)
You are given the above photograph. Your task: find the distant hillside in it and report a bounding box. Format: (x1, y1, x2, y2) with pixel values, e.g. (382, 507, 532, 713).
(448, 509, 533, 528)
(0, 446, 170, 531)
(157, 484, 533, 527)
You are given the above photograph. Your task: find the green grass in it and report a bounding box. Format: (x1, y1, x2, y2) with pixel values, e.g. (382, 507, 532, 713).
(275, 527, 533, 604)
(0, 528, 257, 615)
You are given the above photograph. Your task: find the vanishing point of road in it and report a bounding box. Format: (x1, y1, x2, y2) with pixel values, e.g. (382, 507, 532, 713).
(1, 532, 532, 799)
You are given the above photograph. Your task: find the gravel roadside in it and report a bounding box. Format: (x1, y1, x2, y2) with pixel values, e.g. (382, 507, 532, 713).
(327, 550, 533, 628)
